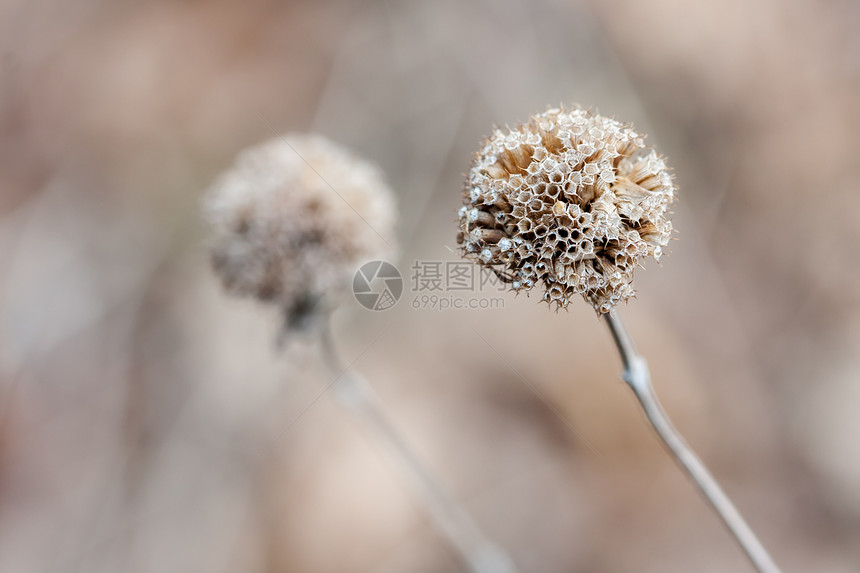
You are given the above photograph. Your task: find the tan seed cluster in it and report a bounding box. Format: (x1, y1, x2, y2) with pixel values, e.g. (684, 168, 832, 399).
(457, 106, 675, 313)
(204, 134, 395, 329)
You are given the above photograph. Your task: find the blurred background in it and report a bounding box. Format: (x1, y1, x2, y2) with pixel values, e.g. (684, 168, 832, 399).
(1, 0, 859, 571)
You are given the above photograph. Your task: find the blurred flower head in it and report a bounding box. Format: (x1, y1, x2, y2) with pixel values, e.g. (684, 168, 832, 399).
(457, 106, 675, 313)
(204, 134, 396, 330)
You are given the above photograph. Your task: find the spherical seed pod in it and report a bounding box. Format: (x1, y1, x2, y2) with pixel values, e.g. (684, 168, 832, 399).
(204, 134, 396, 330)
(457, 105, 675, 313)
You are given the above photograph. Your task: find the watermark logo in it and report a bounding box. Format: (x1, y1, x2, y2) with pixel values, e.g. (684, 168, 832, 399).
(353, 261, 403, 311)
(354, 259, 507, 312)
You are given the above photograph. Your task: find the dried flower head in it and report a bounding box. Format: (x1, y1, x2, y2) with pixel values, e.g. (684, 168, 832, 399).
(457, 106, 675, 313)
(204, 134, 395, 330)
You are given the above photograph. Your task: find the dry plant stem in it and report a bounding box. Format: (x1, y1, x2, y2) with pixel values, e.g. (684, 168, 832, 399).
(320, 328, 517, 573)
(603, 310, 782, 573)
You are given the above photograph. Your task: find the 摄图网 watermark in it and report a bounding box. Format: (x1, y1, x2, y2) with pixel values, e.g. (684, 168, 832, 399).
(353, 259, 507, 312)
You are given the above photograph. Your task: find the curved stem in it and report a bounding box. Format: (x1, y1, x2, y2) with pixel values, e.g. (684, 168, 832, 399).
(603, 310, 783, 573)
(320, 327, 517, 573)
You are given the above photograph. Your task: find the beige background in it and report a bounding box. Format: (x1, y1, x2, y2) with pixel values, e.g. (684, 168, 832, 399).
(1, 0, 859, 571)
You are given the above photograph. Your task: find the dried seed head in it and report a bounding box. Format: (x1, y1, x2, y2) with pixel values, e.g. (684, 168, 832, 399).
(204, 134, 396, 330)
(457, 106, 675, 313)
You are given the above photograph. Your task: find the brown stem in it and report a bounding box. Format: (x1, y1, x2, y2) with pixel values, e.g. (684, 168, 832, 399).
(603, 310, 783, 573)
(320, 327, 517, 573)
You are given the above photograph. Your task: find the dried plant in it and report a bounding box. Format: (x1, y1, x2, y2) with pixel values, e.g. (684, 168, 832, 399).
(204, 134, 515, 573)
(457, 105, 674, 313)
(204, 134, 396, 331)
(458, 107, 783, 573)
